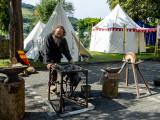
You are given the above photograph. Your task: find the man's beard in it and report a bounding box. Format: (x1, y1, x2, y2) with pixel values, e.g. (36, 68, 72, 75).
(53, 35, 62, 45)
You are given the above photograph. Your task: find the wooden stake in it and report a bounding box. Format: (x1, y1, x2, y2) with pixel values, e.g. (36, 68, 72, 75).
(126, 67, 129, 86)
(12, 32, 17, 64)
(132, 63, 140, 98)
(136, 65, 152, 94)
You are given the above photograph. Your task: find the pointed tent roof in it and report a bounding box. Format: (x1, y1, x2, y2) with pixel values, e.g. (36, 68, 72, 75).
(95, 4, 141, 29)
(39, 1, 91, 61)
(90, 4, 146, 54)
(24, 21, 45, 51)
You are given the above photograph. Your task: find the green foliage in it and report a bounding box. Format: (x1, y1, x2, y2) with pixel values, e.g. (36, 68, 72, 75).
(81, 38, 90, 48)
(78, 17, 102, 38)
(107, 0, 160, 26)
(68, 17, 78, 31)
(22, 8, 35, 22)
(35, 0, 74, 24)
(22, 3, 35, 10)
(0, 0, 9, 34)
(78, 17, 102, 48)
(22, 7, 39, 38)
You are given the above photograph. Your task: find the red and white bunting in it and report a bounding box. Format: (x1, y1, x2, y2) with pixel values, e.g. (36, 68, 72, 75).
(92, 27, 157, 33)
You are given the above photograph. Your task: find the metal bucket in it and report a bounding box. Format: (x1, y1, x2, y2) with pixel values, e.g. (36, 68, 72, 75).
(81, 85, 91, 97)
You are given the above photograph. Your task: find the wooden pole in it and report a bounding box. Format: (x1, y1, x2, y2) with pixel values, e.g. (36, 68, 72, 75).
(147, 32, 151, 47)
(78, 34, 81, 62)
(123, 25, 126, 55)
(132, 63, 140, 98)
(154, 33, 158, 56)
(154, 22, 160, 56)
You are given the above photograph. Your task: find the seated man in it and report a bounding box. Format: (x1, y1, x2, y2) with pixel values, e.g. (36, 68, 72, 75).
(43, 25, 74, 92)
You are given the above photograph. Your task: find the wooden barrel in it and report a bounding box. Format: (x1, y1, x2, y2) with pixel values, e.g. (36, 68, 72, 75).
(0, 79, 25, 120)
(102, 75, 119, 98)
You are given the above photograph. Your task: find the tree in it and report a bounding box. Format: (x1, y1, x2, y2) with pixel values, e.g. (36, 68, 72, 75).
(78, 17, 102, 38)
(0, 0, 9, 34)
(35, 0, 74, 23)
(22, 3, 35, 10)
(8, 0, 23, 61)
(107, 0, 160, 26)
(78, 17, 102, 48)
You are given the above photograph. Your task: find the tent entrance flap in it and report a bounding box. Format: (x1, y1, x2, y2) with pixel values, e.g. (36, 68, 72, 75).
(72, 32, 92, 57)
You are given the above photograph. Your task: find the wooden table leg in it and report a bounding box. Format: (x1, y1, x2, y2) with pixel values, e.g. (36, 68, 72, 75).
(48, 68, 51, 101)
(86, 71, 88, 108)
(126, 67, 129, 86)
(136, 65, 152, 94)
(132, 63, 140, 98)
(60, 73, 63, 113)
(118, 62, 126, 73)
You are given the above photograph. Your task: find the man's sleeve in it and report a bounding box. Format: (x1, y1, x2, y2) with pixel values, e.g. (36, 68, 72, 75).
(62, 38, 72, 62)
(43, 35, 53, 64)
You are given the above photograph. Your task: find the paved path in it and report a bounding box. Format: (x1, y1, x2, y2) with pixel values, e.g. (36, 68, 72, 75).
(1, 60, 160, 119)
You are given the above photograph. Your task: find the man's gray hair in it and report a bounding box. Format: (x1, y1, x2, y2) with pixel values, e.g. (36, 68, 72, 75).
(51, 24, 66, 36)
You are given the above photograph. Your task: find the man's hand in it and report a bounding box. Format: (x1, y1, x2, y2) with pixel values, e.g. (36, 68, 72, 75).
(47, 63, 53, 70)
(70, 60, 74, 64)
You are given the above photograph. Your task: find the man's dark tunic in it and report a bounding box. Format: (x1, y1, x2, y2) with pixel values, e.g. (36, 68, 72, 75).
(43, 33, 72, 64)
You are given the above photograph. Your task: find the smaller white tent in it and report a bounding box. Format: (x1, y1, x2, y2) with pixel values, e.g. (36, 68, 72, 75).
(24, 21, 45, 51)
(90, 4, 146, 54)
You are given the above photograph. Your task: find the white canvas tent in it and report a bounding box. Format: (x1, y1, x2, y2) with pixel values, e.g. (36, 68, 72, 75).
(24, 21, 45, 51)
(89, 4, 146, 54)
(26, 1, 91, 62)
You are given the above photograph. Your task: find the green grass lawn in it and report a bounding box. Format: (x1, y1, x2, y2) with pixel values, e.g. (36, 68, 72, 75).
(0, 46, 159, 67)
(0, 59, 11, 67)
(89, 51, 156, 62)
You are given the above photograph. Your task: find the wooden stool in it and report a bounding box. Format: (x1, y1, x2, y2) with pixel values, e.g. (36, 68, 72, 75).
(118, 52, 152, 98)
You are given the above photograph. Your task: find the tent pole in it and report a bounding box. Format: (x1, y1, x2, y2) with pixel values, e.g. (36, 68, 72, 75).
(154, 22, 160, 56)
(78, 34, 81, 62)
(147, 32, 151, 47)
(154, 32, 158, 56)
(123, 25, 126, 56)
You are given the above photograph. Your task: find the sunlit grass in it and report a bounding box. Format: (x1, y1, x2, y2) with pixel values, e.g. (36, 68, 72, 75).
(0, 59, 11, 67)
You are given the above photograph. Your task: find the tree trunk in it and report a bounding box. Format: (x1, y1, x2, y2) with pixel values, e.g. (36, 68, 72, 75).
(8, 0, 24, 62)
(0, 80, 25, 120)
